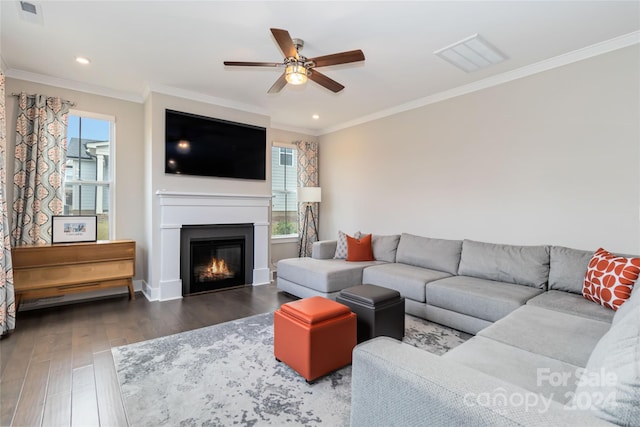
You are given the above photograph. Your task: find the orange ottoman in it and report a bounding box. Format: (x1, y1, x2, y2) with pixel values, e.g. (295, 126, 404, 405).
(274, 296, 357, 382)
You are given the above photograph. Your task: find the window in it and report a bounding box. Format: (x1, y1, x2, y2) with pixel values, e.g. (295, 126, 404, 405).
(279, 148, 293, 166)
(64, 112, 114, 240)
(272, 145, 298, 237)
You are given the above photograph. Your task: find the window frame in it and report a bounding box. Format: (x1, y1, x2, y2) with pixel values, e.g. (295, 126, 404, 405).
(271, 141, 298, 243)
(66, 109, 116, 239)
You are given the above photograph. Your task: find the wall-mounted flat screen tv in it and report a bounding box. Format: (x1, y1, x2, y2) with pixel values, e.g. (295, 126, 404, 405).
(165, 109, 266, 180)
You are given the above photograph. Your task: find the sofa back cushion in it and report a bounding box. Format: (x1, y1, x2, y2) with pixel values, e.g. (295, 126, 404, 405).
(458, 240, 550, 289)
(371, 234, 401, 263)
(572, 305, 640, 425)
(612, 280, 640, 326)
(396, 234, 462, 274)
(548, 246, 594, 294)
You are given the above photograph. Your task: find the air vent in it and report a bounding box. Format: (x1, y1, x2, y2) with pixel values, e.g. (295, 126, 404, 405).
(434, 34, 507, 73)
(18, 1, 44, 24)
(20, 1, 37, 14)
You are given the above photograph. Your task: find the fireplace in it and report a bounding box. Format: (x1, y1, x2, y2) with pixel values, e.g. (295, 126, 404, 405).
(151, 191, 271, 302)
(180, 224, 254, 296)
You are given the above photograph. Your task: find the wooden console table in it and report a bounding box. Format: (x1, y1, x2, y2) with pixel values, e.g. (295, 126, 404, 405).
(12, 240, 136, 306)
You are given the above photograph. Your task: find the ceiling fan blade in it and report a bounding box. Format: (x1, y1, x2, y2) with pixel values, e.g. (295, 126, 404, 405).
(224, 61, 281, 67)
(270, 28, 298, 59)
(308, 50, 365, 68)
(268, 73, 288, 94)
(308, 70, 345, 93)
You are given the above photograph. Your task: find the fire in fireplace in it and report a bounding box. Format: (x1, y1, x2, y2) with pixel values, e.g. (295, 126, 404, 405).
(181, 224, 254, 296)
(199, 258, 233, 281)
(190, 238, 244, 293)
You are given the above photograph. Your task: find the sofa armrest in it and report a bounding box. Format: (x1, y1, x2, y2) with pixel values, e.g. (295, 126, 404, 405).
(312, 240, 337, 259)
(351, 337, 612, 427)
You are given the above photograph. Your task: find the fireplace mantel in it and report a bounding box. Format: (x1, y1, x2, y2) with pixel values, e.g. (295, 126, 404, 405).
(147, 191, 272, 301)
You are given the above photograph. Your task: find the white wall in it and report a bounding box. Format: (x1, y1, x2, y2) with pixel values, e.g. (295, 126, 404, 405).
(4, 78, 147, 276)
(319, 46, 640, 254)
(144, 92, 272, 294)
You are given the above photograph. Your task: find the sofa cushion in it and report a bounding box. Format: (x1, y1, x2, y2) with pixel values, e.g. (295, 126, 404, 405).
(477, 305, 611, 367)
(572, 305, 640, 425)
(583, 247, 640, 310)
(371, 234, 401, 263)
(363, 263, 451, 303)
(548, 246, 594, 294)
(425, 276, 543, 323)
(458, 240, 550, 289)
(526, 290, 614, 323)
(277, 257, 381, 293)
(445, 335, 582, 404)
(612, 283, 640, 326)
(396, 234, 462, 275)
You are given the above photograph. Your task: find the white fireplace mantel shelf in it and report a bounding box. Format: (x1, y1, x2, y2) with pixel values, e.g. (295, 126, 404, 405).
(148, 191, 272, 301)
(156, 190, 273, 202)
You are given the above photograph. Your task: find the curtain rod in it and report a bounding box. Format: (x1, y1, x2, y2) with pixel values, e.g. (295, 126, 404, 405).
(11, 92, 76, 107)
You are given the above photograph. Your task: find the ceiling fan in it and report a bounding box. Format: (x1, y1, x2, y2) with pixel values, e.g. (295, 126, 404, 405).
(224, 28, 365, 94)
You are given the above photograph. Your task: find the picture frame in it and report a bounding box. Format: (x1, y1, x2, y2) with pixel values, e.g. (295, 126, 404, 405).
(52, 215, 98, 244)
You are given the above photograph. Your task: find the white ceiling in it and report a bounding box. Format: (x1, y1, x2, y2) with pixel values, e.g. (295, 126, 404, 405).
(1, 1, 639, 134)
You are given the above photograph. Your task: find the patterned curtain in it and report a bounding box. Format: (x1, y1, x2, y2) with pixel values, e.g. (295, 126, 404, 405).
(12, 92, 70, 246)
(294, 140, 319, 256)
(0, 72, 16, 336)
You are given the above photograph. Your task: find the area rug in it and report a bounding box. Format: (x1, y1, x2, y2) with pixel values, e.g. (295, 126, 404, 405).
(112, 312, 470, 427)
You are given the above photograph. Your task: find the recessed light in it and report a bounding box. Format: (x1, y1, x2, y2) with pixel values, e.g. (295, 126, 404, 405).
(312, 114, 320, 120)
(75, 56, 91, 65)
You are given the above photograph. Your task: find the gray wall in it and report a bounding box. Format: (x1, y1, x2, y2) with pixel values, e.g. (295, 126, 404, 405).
(319, 46, 640, 254)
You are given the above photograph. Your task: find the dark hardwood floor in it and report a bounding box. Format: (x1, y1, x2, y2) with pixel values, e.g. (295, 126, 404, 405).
(0, 283, 296, 427)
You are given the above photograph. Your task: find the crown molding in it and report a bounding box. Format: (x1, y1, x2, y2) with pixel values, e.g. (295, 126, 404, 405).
(270, 122, 319, 137)
(320, 30, 640, 135)
(4, 68, 143, 103)
(143, 83, 269, 117)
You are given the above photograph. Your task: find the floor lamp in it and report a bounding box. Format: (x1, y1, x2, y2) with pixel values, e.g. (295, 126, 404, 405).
(298, 187, 321, 257)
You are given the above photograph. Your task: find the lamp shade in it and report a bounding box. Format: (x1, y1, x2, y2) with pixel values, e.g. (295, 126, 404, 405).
(298, 187, 321, 203)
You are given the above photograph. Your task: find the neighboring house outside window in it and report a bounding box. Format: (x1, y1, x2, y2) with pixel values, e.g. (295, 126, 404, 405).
(64, 112, 114, 240)
(272, 144, 298, 237)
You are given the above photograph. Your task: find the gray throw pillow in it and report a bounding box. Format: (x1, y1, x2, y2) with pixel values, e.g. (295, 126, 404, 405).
(572, 306, 640, 425)
(334, 230, 361, 259)
(371, 234, 401, 263)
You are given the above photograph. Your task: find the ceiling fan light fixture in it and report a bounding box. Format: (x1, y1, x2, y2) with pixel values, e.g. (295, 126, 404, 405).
(285, 62, 308, 85)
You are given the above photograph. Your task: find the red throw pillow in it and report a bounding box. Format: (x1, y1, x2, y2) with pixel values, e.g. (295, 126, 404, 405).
(583, 248, 640, 310)
(346, 233, 375, 262)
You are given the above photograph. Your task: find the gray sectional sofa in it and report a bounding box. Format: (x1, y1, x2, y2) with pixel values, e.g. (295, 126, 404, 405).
(276, 233, 639, 426)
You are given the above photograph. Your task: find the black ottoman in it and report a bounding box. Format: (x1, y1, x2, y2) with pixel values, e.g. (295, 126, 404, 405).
(336, 284, 405, 343)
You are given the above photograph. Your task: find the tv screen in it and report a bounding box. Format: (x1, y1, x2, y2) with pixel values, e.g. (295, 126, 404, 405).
(165, 109, 266, 180)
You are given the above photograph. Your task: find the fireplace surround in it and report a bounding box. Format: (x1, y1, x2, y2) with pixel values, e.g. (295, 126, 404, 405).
(146, 191, 271, 301)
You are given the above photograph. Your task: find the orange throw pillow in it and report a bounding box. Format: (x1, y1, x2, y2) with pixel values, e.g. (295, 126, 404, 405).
(346, 233, 375, 262)
(583, 248, 640, 310)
